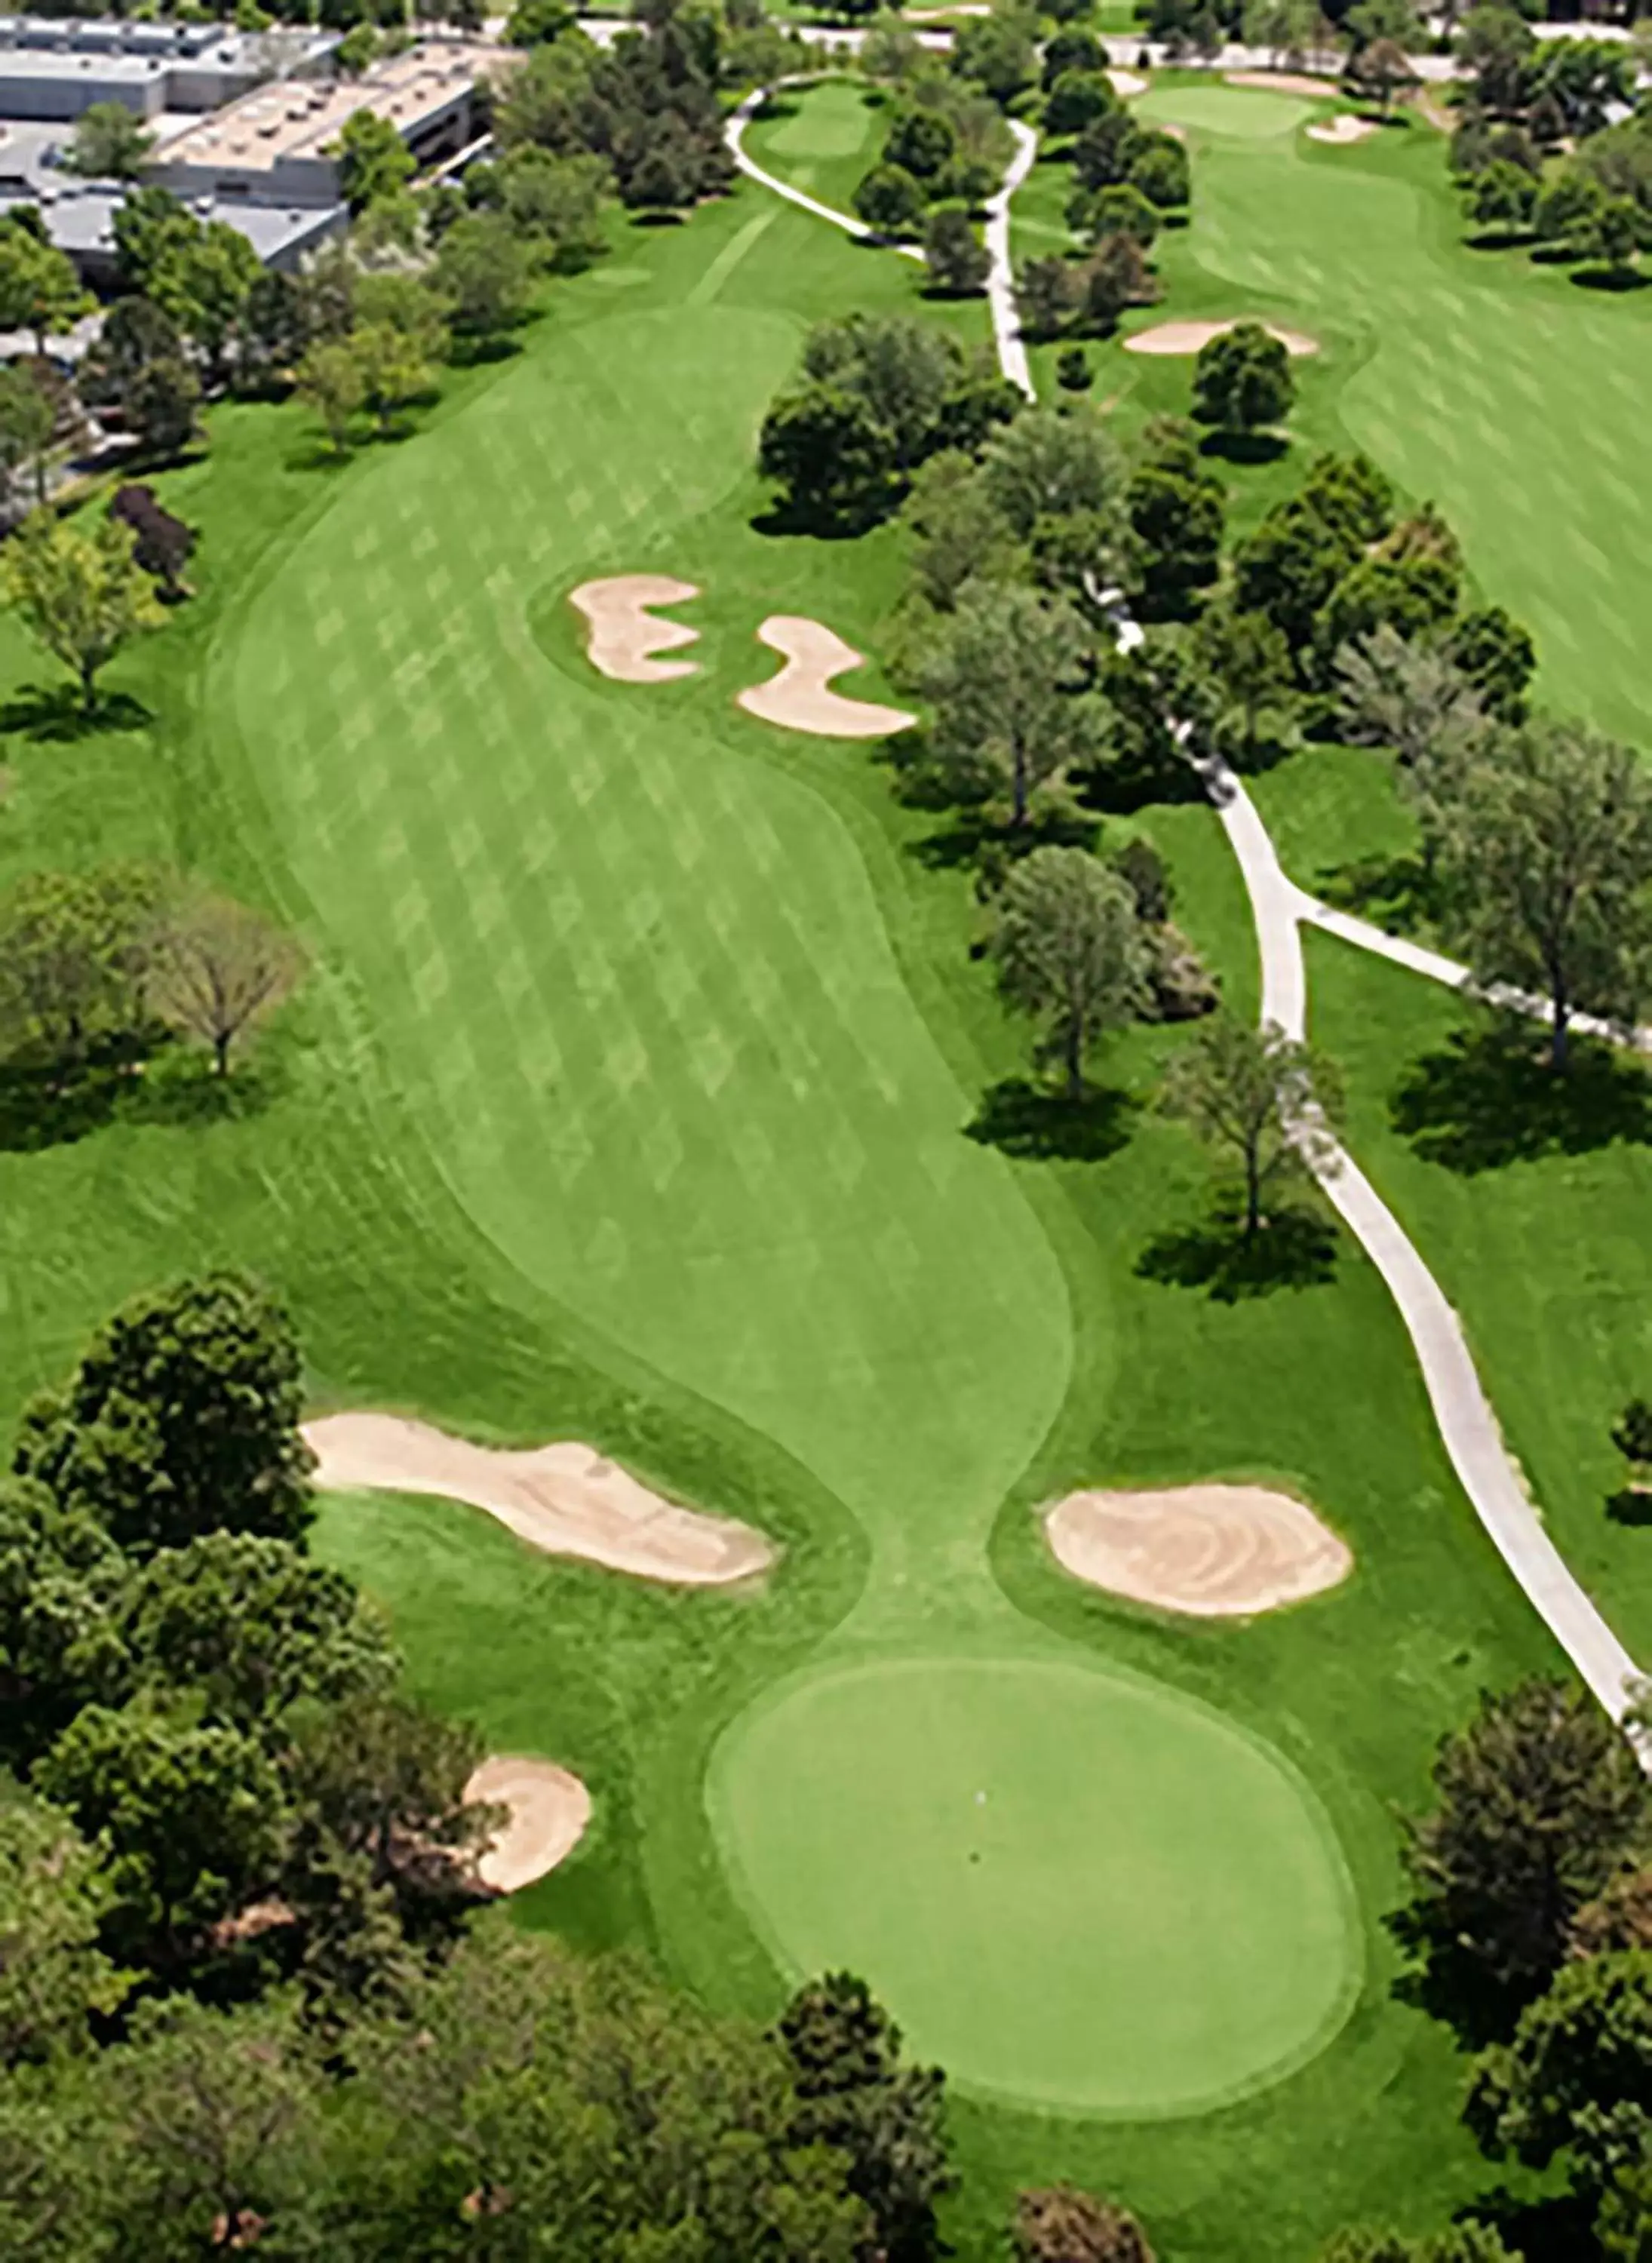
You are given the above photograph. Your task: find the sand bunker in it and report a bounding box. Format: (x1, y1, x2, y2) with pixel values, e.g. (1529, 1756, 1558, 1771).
(1307, 112, 1378, 143)
(570, 575, 701, 683)
(304, 1412, 775, 1585)
(1225, 69, 1341, 96)
(1107, 67, 1148, 96)
(736, 616, 916, 739)
(1045, 1483, 1351, 1617)
(1125, 317, 1319, 357)
(466, 1755, 592, 1892)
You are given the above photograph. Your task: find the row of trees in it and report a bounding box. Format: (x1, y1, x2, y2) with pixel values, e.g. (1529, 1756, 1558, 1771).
(1310, 1676, 1652, 2260)
(0, 861, 303, 1084)
(0, 1268, 1162, 2261)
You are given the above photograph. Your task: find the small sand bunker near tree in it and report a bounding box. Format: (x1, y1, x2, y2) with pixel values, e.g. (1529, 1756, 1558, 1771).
(1125, 317, 1319, 357)
(570, 575, 701, 683)
(1045, 1483, 1352, 1617)
(1307, 112, 1379, 143)
(304, 1412, 775, 1585)
(466, 1755, 591, 1892)
(1226, 69, 1342, 96)
(1107, 67, 1148, 96)
(736, 616, 916, 739)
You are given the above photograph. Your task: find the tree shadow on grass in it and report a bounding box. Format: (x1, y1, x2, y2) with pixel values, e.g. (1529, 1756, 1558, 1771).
(1463, 2191, 1596, 2263)
(1135, 1200, 1338, 1301)
(0, 682, 150, 742)
(965, 1076, 1136, 1161)
(1572, 264, 1650, 293)
(1390, 1022, 1652, 1174)
(1606, 1485, 1652, 1528)
(0, 1042, 279, 1150)
(1197, 428, 1289, 466)
(906, 803, 1099, 875)
(124, 1053, 283, 1128)
(1313, 848, 1449, 934)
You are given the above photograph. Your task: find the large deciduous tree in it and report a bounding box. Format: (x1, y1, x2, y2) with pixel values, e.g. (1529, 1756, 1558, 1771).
(918, 582, 1109, 828)
(0, 862, 160, 1072)
(0, 1789, 130, 2065)
(14, 1270, 316, 1558)
(80, 296, 199, 460)
(1160, 1014, 1339, 1235)
(990, 847, 1151, 1097)
(1433, 718, 1652, 1068)
(0, 510, 164, 709)
(1395, 1678, 1649, 2039)
(1191, 321, 1294, 444)
(64, 100, 154, 181)
(775, 1970, 954, 2263)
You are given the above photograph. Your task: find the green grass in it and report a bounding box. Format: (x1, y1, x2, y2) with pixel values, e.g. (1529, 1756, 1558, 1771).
(744, 78, 889, 220)
(709, 1652, 1361, 2115)
(0, 116, 1599, 2261)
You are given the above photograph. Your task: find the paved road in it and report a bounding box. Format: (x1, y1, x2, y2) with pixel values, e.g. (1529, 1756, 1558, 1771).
(728, 91, 1652, 1749)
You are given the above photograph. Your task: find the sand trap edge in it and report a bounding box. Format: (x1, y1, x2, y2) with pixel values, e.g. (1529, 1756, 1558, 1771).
(466, 1755, 592, 1892)
(1123, 317, 1319, 358)
(1043, 1482, 1353, 1618)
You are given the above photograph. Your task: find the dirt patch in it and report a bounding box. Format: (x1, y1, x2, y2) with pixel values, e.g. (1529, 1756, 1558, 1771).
(736, 616, 915, 739)
(467, 1755, 591, 1892)
(1307, 112, 1378, 143)
(1225, 69, 1342, 96)
(1107, 67, 1148, 96)
(1045, 1482, 1352, 1617)
(1124, 317, 1319, 356)
(570, 574, 701, 683)
(304, 1412, 775, 1586)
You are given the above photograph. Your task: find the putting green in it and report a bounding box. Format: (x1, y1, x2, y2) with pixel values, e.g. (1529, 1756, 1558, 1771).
(709, 1655, 1360, 2113)
(763, 79, 877, 161)
(1136, 85, 1311, 138)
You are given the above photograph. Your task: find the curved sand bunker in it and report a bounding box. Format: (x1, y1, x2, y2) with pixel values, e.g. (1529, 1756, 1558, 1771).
(1125, 317, 1319, 357)
(570, 575, 701, 683)
(1046, 1483, 1352, 1617)
(466, 1755, 592, 1891)
(737, 616, 916, 739)
(1107, 67, 1148, 96)
(1226, 69, 1341, 96)
(304, 1412, 775, 1586)
(1307, 112, 1378, 143)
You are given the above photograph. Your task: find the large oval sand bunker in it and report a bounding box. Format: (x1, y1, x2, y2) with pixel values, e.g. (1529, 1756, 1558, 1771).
(466, 1755, 592, 1891)
(1125, 318, 1319, 358)
(304, 1412, 775, 1586)
(737, 616, 916, 739)
(1046, 1484, 1351, 1616)
(570, 574, 701, 683)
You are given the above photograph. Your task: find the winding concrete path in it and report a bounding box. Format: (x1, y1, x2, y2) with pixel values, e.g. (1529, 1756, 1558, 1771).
(727, 91, 924, 262)
(728, 88, 1650, 1742)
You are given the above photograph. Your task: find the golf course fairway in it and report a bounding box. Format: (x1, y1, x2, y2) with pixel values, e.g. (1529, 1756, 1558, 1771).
(709, 1655, 1361, 2114)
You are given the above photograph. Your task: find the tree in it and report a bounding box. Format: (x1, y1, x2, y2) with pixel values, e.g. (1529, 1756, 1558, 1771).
(1456, 5, 1534, 112)
(1533, 166, 1607, 250)
(951, 8, 1038, 103)
(919, 582, 1109, 828)
(505, 0, 573, 41)
(801, 312, 962, 471)
(1467, 157, 1537, 237)
(149, 221, 263, 383)
(64, 101, 153, 182)
(491, 146, 610, 271)
(1015, 2185, 1156, 2263)
(1191, 321, 1294, 442)
(1352, 34, 1417, 114)
(14, 1270, 317, 1558)
(1126, 459, 1224, 610)
(758, 383, 892, 530)
(1432, 719, 1652, 1069)
(1396, 1678, 1649, 2037)
(349, 320, 437, 435)
(1333, 623, 1484, 768)
(149, 890, 303, 1077)
(1586, 196, 1641, 282)
(0, 511, 164, 711)
(32, 1701, 285, 1968)
(0, 864, 158, 1073)
(1614, 1399, 1652, 1486)
(1128, 135, 1190, 211)
(990, 847, 1152, 1097)
(899, 450, 1019, 613)
(80, 296, 199, 459)
(0, 1789, 130, 2065)
(432, 210, 535, 338)
(295, 336, 366, 453)
(1317, 2231, 1518, 2263)
(284, 1690, 490, 1918)
(1057, 345, 1093, 392)
(0, 362, 55, 512)
(124, 1532, 394, 1728)
(886, 106, 957, 181)
(108, 484, 195, 603)
(775, 1972, 954, 2263)
(1079, 232, 1154, 335)
(854, 161, 928, 240)
(0, 227, 91, 361)
(110, 187, 198, 299)
(981, 404, 1124, 542)
(1466, 1951, 1652, 2205)
(1447, 605, 1534, 723)
(1046, 69, 1116, 139)
(334, 107, 415, 212)
(924, 201, 990, 294)
(1233, 496, 1361, 651)
(1043, 29, 1107, 90)
(1162, 1015, 1338, 1234)
(1072, 108, 1146, 195)
(1196, 600, 1297, 763)
(1017, 253, 1081, 340)
(1073, 181, 1160, 250)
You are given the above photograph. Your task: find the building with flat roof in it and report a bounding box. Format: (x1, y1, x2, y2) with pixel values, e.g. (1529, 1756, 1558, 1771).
(149, 38, 496, 210)
(0, 19, 336, 121)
